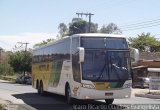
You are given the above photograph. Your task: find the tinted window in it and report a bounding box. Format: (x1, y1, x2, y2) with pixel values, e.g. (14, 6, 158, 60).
(72, 37, 81, 83)
(32, 38, 70, 63)
(81, 37, 128, 49)
(82, 50, 131, 81)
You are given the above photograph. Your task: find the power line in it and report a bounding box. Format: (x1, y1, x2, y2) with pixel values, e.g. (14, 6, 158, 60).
(120, 21, 160, 30)
(76, 12, 94, 33)
(118, 18, 160, 31)
(17, 42, 29, 52)
(121, 23, 160, 31)
(120, 18, 160, 28)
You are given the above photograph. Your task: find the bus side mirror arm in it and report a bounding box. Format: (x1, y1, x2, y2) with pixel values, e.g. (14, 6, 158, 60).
(77, 47, 85, 63)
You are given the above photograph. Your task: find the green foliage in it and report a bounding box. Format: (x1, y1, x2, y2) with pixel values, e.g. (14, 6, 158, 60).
(33, 18, 121, 48)
(100, 23, 122, 34)
(0, 75, 17, 82)
(0, 63, 13, 75)
(68, 18, 98, 35)
(68, 18, 88, 35)
(33, 38, 54, 48)
(57, 23, 68, 39)
(8, 51, 32, 74)
(57, 18, 98, 36)
(57, 18, 121, 37)
(129, 32, 160, 52)
(89, 22, 98, 33)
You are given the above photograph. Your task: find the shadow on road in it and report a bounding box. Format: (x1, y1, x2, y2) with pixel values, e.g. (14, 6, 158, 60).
(12, 93, 126, 110)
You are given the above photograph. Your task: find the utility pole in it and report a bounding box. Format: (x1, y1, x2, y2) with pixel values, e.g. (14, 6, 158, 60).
(76, 12, 94, 33)
(17, 42, 29, 52)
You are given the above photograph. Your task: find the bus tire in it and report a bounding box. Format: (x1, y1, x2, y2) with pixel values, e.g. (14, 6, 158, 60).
(37, 81, 41, 94)
(38, 87, 40, 94)
(65, 85, 73, 104)
(105, 99, 114, 105)
(40, 81, 45, 96)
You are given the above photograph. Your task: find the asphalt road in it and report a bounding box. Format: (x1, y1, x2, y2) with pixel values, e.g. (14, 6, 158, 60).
(0, 80, 160, 110)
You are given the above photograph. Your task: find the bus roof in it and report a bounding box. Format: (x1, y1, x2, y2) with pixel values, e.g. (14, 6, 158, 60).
(75, 33, 126, 38)
(33, 33, 126, 51)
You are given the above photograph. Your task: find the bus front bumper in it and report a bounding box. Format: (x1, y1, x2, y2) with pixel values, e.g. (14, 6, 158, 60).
(75, 87, 131, 100)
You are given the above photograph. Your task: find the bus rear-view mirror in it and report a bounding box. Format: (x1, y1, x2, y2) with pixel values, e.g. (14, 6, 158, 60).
(77, 47, 85, 63)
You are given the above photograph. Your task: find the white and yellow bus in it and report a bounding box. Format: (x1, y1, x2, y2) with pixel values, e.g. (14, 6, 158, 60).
(32, 33, 132, 104)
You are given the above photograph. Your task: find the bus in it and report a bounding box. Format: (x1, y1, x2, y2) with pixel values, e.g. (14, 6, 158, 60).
(32, 33, 132, 104)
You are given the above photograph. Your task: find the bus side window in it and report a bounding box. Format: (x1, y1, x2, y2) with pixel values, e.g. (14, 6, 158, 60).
(72, 37, 81, 83)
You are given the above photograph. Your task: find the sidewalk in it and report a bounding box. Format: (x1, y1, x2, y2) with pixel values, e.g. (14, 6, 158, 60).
(0, 79, 10, 83)
(133, 88, 160, 99)
(0, 79, 36, 110)
(0, 98, 11, 104)
(0, 98, 12, 110)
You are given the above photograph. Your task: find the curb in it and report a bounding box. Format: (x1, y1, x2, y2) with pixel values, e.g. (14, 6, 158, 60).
(0, 98, 36, 110)
(1, 104, 37, 110)
(135, 93, 160, 99)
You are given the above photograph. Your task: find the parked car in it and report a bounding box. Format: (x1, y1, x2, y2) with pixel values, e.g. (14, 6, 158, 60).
(25, 76, 32, 85)
(16, 75, 25, 84)
(132, 77, 150, 88)
(16, 75, 32, 85)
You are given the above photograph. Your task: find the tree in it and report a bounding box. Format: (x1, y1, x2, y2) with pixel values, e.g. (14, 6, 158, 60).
(33, 38, 54, 48)
(57, 23, 68, 39)
(0, 49, 13, 75)
(100, 23, 122, 34)
(129, 32, 160, 52)
(57, 18, 98, 36)
(8, 51, 32, 74)
(68, 18, 87, 35)
(69, 18, 98, 35)
(0, 63, 13, 75)
(90, 23, 98, 33)
(57, 18, 122, 37)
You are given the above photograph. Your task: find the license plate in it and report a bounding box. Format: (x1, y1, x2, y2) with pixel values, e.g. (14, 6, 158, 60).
(105, 92, 113, 96)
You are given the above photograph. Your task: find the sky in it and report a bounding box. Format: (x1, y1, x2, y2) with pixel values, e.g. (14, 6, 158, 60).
(0, 0, 160, 51)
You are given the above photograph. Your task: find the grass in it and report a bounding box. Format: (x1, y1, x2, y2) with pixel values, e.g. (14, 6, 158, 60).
(0, 74, 17, 82)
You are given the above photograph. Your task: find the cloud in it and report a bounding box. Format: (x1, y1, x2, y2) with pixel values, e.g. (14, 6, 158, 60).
(0, 32, 57, 51)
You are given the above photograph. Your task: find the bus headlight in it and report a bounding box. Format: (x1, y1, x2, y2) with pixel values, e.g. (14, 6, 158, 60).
(81, 83, 95, 89)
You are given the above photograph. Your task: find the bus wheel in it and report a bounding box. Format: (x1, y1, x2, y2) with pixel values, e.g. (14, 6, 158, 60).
(37, 83, 41, 94)
(65, 85, 73, 104)
(40, 82, 45, 96)
(105, 99, 114, 105)
(38, 87, 40, 94)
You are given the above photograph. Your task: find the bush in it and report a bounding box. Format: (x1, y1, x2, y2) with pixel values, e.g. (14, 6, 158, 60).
(0, 63, 14, 75)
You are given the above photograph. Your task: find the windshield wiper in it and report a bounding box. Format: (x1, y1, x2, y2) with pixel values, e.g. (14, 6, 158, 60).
(112, 64, 121, 81)
(96, 62, 106, 81)
(96, 51, 109, 81)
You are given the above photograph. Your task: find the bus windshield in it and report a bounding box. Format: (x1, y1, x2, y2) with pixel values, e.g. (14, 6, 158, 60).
(82, 50, 131, 81)
(81, 37, 128, 49)
(81, 37, 130, 81)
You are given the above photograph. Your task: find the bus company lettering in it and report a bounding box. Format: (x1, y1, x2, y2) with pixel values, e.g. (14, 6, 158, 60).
(39, 64, 49, 71)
